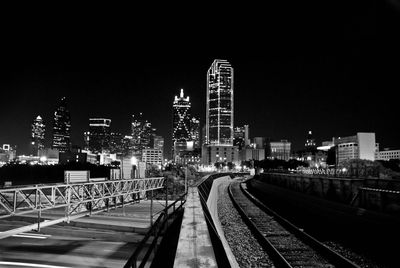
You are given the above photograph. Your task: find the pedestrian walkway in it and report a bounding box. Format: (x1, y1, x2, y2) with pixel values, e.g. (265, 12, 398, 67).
(174, 187, 217, 268)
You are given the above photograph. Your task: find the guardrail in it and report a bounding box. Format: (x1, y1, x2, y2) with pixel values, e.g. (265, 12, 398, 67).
(0, 178, 164, 219)
(124, 192, 187, 268)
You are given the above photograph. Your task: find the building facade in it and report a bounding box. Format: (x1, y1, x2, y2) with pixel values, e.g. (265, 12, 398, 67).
(0, 144, 17, 164)
(201, 145, 239, 166)
(233, 125, 250, 150)
(31, 115, 45, 156)
(206, 59, 234, 145)
(334, 133, 376, 164)
(253, 137, 269, 150)
(269, 140, 291, 161)
(239, 148, 265, 162)
(88, 118, 111, 154)
(142, 149, 163, 165)
(52, 97, 71, 152)
(376, 149, 400, 161)
(189, 117, 200, 149)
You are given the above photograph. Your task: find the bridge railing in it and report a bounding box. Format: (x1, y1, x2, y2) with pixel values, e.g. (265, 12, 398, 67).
(124, 192, 187, 268)
(0, 177, 164, 219)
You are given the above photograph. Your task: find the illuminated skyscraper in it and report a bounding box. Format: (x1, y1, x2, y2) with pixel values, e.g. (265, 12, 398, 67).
(202, 60, 238, 166)
(206, 59, 234, 145)
(189, 117, 200, 149)
(173, 89, 191, 143)
(88, 118, 111, 153)
(31, 115, 45, 155)
(131, 113, 156, 155)
(172, 89, 191, 158)
(305, 130, 316, 150)
(110, 132, 123, 154)
(52, 97, 71, 152)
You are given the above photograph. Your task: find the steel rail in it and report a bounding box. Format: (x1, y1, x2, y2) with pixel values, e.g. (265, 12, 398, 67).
(228, 181, 292, 268)
(231, 180, 360, 268)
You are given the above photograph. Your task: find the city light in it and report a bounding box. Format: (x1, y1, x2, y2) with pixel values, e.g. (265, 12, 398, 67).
(131, 156, 138, 166)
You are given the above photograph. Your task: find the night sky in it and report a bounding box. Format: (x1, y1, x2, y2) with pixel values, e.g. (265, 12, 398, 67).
(1, 1, 399, 156)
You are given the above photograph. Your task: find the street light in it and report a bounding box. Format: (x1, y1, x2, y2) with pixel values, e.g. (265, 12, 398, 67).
(185, 166, 188, 194)
(131, 156, 138, 178)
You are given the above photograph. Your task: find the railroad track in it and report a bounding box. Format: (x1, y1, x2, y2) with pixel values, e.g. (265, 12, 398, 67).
(228, 179, 360, 268)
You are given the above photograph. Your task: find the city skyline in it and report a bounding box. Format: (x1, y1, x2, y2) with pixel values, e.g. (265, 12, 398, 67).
(1, 2, 399, 156)
(0, 53, 399, 156)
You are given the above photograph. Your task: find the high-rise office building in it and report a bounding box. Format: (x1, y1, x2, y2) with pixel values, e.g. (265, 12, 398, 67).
(153, 135, 164, 151)
(131, 113, 156, 155)
(189, 117, 200, 149)
(206, 59, 234, 145)
(110, 132, 123, 154)
(52, 97, 71, 152)
(83, 132, 90, 151)
(233, 125, 249, 150)
(305, 130, 316, 150)
(121, 135, 134, 157)
(172, 89, 192, 160)
(88, 118, 111, 153)
(31, 115, 45, 156)
(203, 59, 238, 165)
(172, 89, 191, 153)
(153, 135, 164, 160)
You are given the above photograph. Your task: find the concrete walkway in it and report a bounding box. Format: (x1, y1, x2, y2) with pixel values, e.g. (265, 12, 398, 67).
(174, 187, 217, 268)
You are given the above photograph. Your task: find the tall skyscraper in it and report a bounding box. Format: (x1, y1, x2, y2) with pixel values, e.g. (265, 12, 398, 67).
(31, 115, 45, 156)
(172, 89, 191, 158)
(206, 59, 234, 145)
(203, 59, 239, 166)
(83, 131, 90, 151)
(153, 135, 164, 160)
(189, 117, 200, 149)
(52, 97, 71, 152)
(110, 132, 123, 154)
(233, 125, 249, 150)
(153, 135, 164, 151)
(131, 113, 156, 155)
(88, 118, 111, 153)
(305, 130, 316, 150)
(172, 89, 191, 143)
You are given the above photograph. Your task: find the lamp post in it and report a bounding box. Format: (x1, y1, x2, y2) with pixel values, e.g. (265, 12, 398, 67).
(185, 166, 188, 194)
(131, 156, 138, 178)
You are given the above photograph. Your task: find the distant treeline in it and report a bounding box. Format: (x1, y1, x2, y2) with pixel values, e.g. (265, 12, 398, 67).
(0, 163, 112, 186)
(244, 158, 309, 170)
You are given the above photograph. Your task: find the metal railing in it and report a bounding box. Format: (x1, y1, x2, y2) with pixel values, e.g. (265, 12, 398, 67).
(124, 192, 187, 268)
(0, 178, 164, 219)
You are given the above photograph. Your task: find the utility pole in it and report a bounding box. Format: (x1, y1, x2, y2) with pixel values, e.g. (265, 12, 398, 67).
(185, 166, 188, 194)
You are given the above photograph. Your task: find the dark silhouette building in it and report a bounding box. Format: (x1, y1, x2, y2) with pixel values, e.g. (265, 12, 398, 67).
(88, 118, 112, 154)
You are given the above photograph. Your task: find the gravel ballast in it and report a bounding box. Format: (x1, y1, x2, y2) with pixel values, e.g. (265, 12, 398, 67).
(217, 181, 274, 268)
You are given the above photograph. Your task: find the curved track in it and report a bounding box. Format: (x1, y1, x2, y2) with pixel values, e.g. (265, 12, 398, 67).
(228, 179, 360, 268)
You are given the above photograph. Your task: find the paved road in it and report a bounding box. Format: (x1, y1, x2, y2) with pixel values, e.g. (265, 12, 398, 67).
(0, 232, 140, 267)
